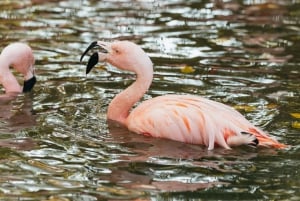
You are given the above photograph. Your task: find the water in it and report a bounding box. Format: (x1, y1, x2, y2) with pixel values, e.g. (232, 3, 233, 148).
(0, 0, 300, 200)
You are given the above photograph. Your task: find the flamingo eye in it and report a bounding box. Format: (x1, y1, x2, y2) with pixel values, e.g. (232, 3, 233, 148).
(114, 48, 121, 54)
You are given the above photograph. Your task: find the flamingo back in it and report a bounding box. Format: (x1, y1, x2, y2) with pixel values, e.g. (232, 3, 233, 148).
(126, 94, 285, 150)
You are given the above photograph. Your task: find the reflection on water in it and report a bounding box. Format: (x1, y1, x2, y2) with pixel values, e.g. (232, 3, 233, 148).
(0, 95, 36, 132)
(0, 0, 300, 200)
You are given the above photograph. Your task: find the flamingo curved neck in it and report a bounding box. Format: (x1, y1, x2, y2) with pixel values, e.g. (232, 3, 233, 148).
(107, 68, 153, 125)
(0, 57, 22, 93)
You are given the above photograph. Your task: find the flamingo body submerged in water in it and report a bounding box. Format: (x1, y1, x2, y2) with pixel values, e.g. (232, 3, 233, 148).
(80, 40, 286, 150)
(0, 43, 36, 95)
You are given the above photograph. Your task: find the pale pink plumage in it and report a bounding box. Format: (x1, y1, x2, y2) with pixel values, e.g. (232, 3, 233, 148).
(81, 40, 286, 150)
(0, 43, 36, 95)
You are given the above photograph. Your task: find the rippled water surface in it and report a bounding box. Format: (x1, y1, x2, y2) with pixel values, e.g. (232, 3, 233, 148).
(1, 0, 300, 200)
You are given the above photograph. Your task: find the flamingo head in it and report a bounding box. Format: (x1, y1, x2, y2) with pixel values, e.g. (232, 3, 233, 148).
(9, 46, 36, 93)
(80, 40, 153, 75)
(13, 60, 36, 93)
(0, 43, 36, 93)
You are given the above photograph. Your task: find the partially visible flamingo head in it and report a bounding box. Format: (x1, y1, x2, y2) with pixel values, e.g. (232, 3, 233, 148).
(80, 40, 153, 75)
(0, 43, 36, 93)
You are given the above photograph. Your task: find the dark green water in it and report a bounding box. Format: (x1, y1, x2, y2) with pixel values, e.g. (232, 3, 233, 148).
(0, 0, 300, 200)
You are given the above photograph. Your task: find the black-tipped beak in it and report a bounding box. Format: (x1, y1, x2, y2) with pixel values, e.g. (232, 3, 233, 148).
(80, 41, 98, 62)
(23, 76, 36, 93)
(81, 41, 109, 74)
(86, 52, 99, 74)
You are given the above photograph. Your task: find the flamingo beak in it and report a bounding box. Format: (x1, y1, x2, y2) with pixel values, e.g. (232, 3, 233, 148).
(80, 41, 98, 63)
(85, 52, 99, 74)
(81, 41, 107, 74)
(23, 76, 36, 93)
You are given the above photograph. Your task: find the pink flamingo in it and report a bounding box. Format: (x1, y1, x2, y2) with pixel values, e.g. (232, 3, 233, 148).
(0, 43, 36, 96)
(80, 40, 286, 150)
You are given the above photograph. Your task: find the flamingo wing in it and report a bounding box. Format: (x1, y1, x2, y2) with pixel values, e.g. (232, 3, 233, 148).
(126, 95, 285, 150)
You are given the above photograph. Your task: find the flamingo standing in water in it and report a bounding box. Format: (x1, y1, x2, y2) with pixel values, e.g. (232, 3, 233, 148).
(80, 40, 286, 150)
(0, 43, 36, 96)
